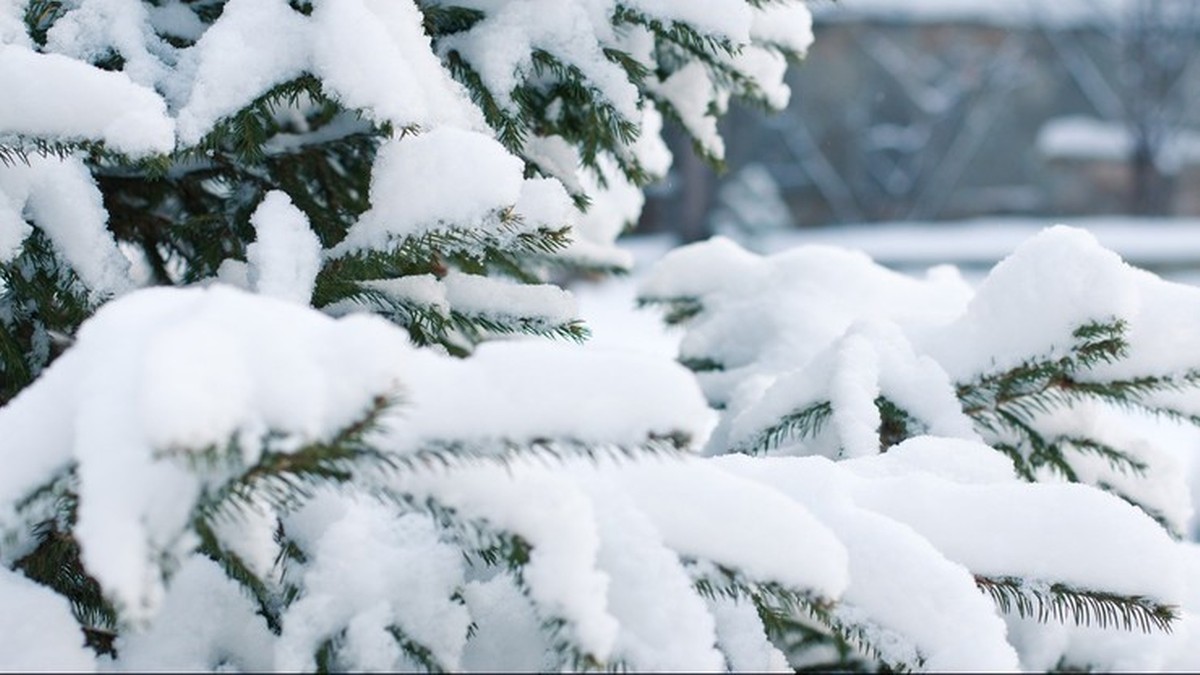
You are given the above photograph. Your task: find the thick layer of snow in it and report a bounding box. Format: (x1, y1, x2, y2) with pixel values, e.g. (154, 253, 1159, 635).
(246, 191, 322, 304)
(0, 286, 409, 619)
(277, 495, 471, 671)
(117, 557, 275, 671)
(0, 44, 174, 155)
(309, 0, 484, 132)
(0, 567, 96, 671)
(0, 155, 133, 296)
(331, 128, 525, 254)
(380, 339, 713, 452)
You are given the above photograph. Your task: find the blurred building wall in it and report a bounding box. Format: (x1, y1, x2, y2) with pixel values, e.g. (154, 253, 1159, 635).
(639, 1, 1200, 239)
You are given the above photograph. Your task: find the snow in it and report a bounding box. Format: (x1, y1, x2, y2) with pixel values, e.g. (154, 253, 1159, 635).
(751, 1, 815, 55)
(331, 128, 525, 255)
(717, 442, 1180, 670)
(0, 44, 174, 156)
(607, 457, 849, 597)
(582, 478, 725, 671)
(758, 217, 1200, 273)
(0, 0, 31, 47)
(625, 0, 752, 43)
(641, 236, 971, 409)
(277, 494, 471, 671)
(459, 576, 549, 671)
(440, 0, 640, 120)
(117, 556, 275, 671)
(651, 61, 726, 160)
(8, 0, 1200, 669)
(145, 1, 204, 42)
(0, 282, 724, 665)
(0, 567, 96, 671)
(392, 461, 620, 660)
(1038, 115, 1133, 163)
(442, 271, 577, 326)
(0, 178, 30, 263)
(246, 191, 322, 305)
(45, 0, 171, 91)
(926, 225, 1200, 382)
(0, 155, 133, 296)
(0, 286, 409, 620)
(172, 0, 310, 146)
(308, 0, 484, 132)
(709, 597, 791, 672)
(382, 452, 852, 667)
(379, 338, 713, 453)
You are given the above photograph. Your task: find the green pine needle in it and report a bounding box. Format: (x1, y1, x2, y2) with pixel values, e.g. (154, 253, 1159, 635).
(975, 575, 1177, 633)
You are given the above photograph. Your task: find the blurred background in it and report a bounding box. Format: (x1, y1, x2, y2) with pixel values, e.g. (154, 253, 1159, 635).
(635, 0, 1200, 276)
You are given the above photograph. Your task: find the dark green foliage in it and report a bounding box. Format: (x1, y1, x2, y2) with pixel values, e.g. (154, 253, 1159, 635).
(0, 230, 94, 404)
(690, 561, 907, 672)
(637, 295, 704, 325)
(677, 355, 724, 372)
(24, 0, 66, 46)
(876, 396, 923, 451)
(387, 624, 446, 673)
(739, 400, 833, 455)
(975, 575, 1177, 634)
(186, 393, 400, 517)
(11, 468, 118, 655)
(418, 3, 486, 38)
(16, 520, 119, 656)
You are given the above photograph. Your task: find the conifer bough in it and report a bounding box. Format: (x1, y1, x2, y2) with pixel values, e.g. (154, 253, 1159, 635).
(1, 0, 1197, 672)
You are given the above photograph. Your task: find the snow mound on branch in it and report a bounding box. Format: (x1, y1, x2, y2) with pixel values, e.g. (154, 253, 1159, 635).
(45, 0, 171, 92)
(276, 495, 471, 671)
(0, 285, 409, 620)
(0, 567, 96, 671)
(0, 284, 716, 627)
(387, 453, 850, 666)
(644, 228, 1200, 529)
(332, 128, 525, 253)
(116, 556, 275, 672)
(0, 155, 133, 295)
(926, 225, 1200, 381)
(718, 438, 1183, 670)
(0, 44, 174, 156)
(246, 190, 322, 305)
(172, 0, 310, 145)
(309, 0, 485, 132)
(382, 338, 714, 452)
(640, 235, 971, 408)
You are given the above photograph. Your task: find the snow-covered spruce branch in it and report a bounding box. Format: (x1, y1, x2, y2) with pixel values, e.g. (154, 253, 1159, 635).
(688, 560, 914, 671)
(3, 0, 811, 380)
(722, 318, 1200, 517)
(640, 229, 1200, 668)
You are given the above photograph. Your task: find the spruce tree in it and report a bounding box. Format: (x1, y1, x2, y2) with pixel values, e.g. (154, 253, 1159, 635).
(0, 1, 847, 671)
(2, 1, 1194, 672)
